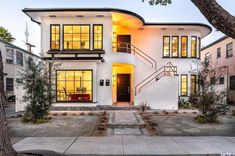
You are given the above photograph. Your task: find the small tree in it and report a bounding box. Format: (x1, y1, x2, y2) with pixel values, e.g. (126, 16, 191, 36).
(17, 57, 54, 123)
(193, 62, 229, 123)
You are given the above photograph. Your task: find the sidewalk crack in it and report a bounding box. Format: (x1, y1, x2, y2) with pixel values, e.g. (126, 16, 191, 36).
(63, 136, 79, 154)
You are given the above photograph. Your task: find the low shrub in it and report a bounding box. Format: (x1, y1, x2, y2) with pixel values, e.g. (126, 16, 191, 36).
(80, 112, 85, 116)
(195, 114, 218, 124)
(232, 110, 235, 116)
(21, 116, 30, 123)
(62, 112, 67, 116)
(36, 118, 48, 124)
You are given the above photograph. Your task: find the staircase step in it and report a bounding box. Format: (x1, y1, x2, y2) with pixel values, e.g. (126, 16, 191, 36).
(107, 128, 149, 136)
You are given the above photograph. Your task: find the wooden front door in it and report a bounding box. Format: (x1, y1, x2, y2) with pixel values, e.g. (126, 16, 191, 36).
(117, 74, 131, 102)
(117, 35, 131, 53)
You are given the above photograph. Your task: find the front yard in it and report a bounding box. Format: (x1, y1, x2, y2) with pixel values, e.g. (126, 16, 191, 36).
(8, 115, 98, 137)
(149, 113, 235, 136)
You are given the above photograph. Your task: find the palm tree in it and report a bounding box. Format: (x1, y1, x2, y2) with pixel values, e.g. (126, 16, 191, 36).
(0, 26, 15, 43)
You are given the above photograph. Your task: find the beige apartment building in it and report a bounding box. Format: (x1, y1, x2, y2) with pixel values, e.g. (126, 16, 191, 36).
(201, 36, 235, 103)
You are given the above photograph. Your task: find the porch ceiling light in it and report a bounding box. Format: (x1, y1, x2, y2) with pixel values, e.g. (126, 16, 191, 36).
(76, 15, 84, 18)
(49, 15, 56, 17)
(97, 15, 104, 17)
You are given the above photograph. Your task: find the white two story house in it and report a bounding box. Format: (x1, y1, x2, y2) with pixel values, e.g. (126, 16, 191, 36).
(20, 8, 211, 111)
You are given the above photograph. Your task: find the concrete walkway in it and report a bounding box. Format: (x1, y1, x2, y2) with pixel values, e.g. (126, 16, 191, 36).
(13, 136, 235, 155)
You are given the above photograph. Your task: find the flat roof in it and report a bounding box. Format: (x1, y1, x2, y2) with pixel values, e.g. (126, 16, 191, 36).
(22, 7, 212, 37)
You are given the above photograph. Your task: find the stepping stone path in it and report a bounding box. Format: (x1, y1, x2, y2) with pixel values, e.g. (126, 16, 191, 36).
(107, 111, 149, 136)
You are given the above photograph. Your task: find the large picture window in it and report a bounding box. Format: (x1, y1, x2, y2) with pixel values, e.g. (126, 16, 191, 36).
(181, 36, 188, 57)
(93, 25, 103, 50)
(6, 78, 14, 91)
(163, 36, 170, 57)
(181, 74, 188, 96)
(63, 25, 90, 50)
(50, 25, 60, 50)
(191, 36, 197, 58)
(16, 51, 23, 66)
(190, 75, 196, 95)
(172, 36, 179, 57)
(56, 70, 93, 102)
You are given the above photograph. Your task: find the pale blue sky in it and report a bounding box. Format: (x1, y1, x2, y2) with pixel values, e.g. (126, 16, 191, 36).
(0, 0, 234, 55)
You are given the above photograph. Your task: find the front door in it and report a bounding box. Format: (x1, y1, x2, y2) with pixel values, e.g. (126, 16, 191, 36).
(117, 74, 131, 102)
(117, 35, 131, 53)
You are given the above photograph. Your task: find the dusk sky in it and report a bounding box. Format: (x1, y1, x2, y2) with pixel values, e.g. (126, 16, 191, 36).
(1, 0, 235, 55)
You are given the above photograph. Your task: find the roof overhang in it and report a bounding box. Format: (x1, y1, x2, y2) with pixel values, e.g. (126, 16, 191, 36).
(22, 8, 212, 38)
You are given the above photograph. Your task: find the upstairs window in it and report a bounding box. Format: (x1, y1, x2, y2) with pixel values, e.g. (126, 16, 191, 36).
(163, 36, 170, 57)
(63, 25, 90, 50)
(6, 78, 14, 91)
(50, 25, 60, 50)
(6, 49, 14, 64)
(172, 36, 179, 57)
(181, 36, 188, 57)
(217, 47, 221, 58)
(219, 77, 224, 84)
(210, 77, 216, 85)
(16, 51, 23, 66)
(181, 74, 188, 96)
(93, 25, 103, 50)
(205, 52, 210, 67)
(191, 36, 197, 58)
(226, 42, 233, 58)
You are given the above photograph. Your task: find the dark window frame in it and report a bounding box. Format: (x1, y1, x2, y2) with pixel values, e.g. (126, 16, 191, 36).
(191, 36, 197, 58)
(56, 69, 93, 103)
(171, 36, 179, 58)
(50, 24, 60, 50)
(190, 74, 197, 95)
(16, 51, 23, 66)
(62, 24, 91, 50)
(230, 76, 235, 90)
(226, 42, 233, 58)
(6, 78, 14, 91)
(93, 24, 103, 50)
(181, 74, 188, 96)
(181, 36, 188, 58)
(163, 36, 170, 58)
(217, 47, 221, 58)
(219, 77, 224, 84)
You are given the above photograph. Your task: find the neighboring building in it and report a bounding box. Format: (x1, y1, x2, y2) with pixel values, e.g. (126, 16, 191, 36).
(0, 39, 41, 111)
(21, 8, 211, 111)
(201, 36, 235, 103)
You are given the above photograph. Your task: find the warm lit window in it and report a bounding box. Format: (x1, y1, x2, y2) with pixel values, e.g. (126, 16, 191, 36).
(163, 36, 170, 57)
(63, 25, 90, 50)
(190, 75, 196, 95)
(181, 36, 188, 57)
(50, 25, 60, 50)
(198, 37, 201, 58)
(191, 36, 197, 58)
(56, 70, 93, 102)
(93, 25, 103, 50)
(226, 42, 233, 58)
(172, 36, 179, 57)
(181, 74, 188, 96)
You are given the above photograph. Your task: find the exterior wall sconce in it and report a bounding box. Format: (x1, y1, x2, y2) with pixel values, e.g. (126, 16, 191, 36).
(106, 79, 110, 86)
(113, 32, 117, 38)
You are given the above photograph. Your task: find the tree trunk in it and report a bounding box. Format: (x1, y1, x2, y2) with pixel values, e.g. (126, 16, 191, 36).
(0, 51, 17, 156)
(191, 0, 235, 39)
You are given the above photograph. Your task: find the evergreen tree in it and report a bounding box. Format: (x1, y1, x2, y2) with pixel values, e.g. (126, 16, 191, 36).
(17, 57, 54, 123)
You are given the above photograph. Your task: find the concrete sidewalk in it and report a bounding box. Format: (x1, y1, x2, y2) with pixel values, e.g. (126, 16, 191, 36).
(13, 136, 235, 155)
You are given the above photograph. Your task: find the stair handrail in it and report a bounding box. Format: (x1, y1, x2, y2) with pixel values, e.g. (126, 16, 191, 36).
(117, 42, 157, 69)
(135, 62, 177, 95)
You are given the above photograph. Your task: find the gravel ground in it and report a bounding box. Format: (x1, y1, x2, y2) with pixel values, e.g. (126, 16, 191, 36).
(7, 115, 98, 137)
(150, 114, 235, 136)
